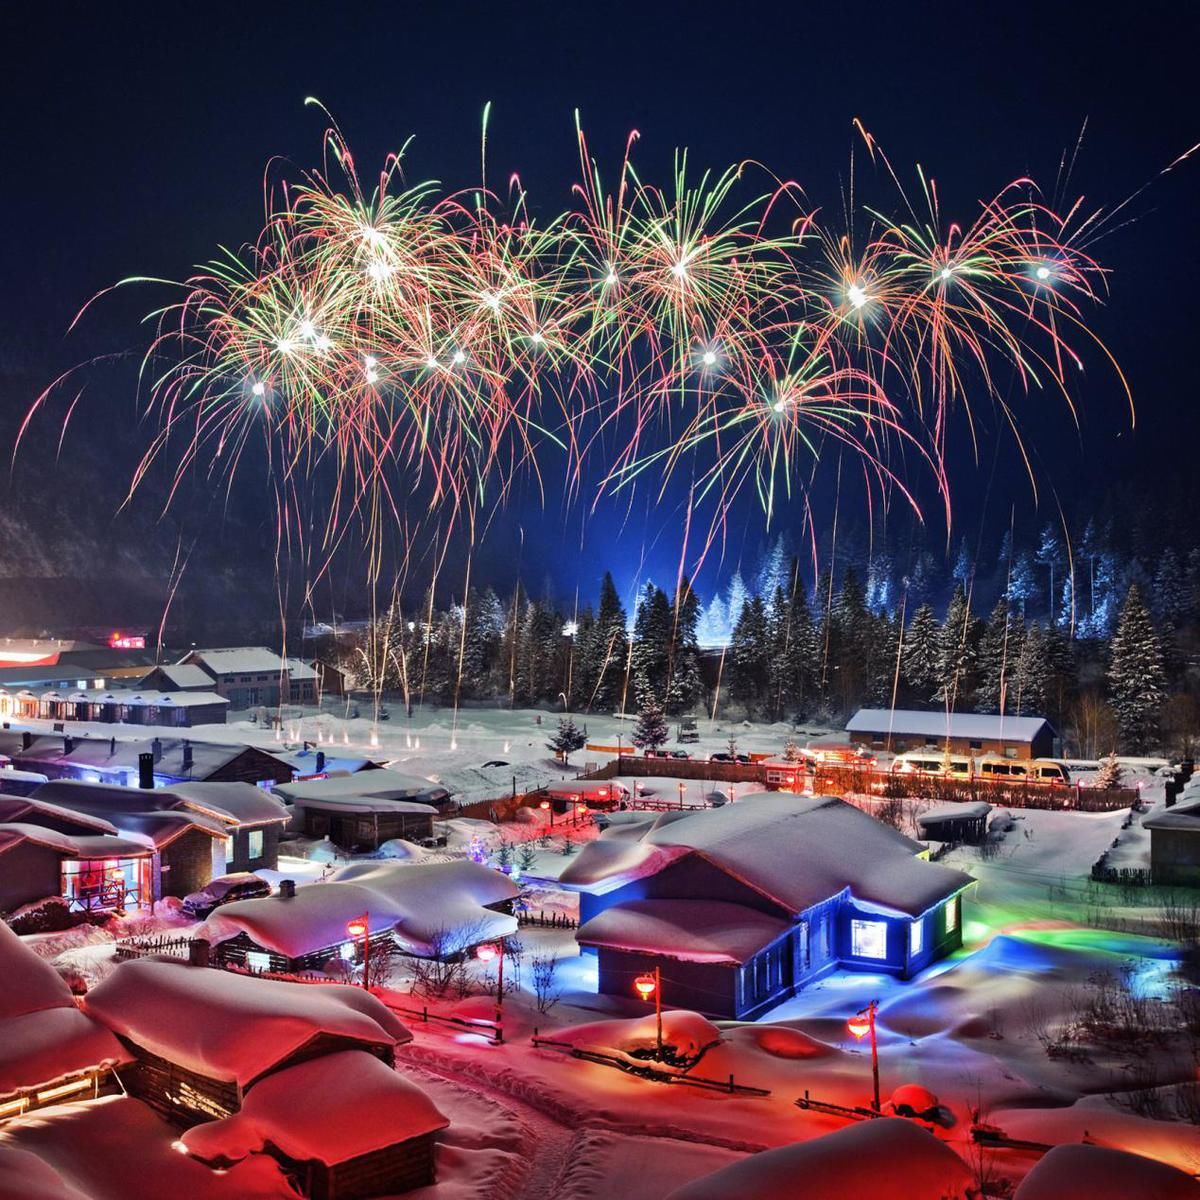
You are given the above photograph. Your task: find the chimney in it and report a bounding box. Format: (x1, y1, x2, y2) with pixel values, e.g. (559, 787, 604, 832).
(151, 737, 162, 763)
(182, 742, 194, 772)
(138, 752, 154, 790)
(278, 879, 296, 899)
(315, 750, 326, 774)
(21, 731, 32, 751)
(188, 938, 210, 968)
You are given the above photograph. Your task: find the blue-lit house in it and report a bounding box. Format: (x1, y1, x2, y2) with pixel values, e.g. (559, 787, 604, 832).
(561, 795, 974, 1019)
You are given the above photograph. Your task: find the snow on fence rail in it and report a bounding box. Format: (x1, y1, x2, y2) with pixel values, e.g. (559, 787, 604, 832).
(518, 910, 578, 930)
(529, 1033, 771, 1095)
(813, 763, 1139, 811)
(114, 934, 196, 962)
(381, 1000, 502, 1044)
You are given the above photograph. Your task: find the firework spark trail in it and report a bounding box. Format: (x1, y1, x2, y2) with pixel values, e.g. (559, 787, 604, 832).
(25, 111, 1139, 598)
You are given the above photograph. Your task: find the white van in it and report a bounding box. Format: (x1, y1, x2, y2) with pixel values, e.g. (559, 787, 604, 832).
(891, 751, 974, 780)
(978, 756, 1069, 784)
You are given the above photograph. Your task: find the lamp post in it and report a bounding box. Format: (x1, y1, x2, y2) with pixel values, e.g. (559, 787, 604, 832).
(346, 914, 370, 990)
(575, 801, 588, 826)
(476, 941, 504, 1038)
(848, 1000, 881, 1112)
(677, 781, 686, 810)
(634, 967, 663, 1061)
(539, 798, 554, 826)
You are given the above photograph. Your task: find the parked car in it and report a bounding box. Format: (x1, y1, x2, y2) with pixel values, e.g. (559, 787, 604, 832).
(709, 752, 734, 763)
(481, 759, 510, 768)
(668, 749, 691, 760)
(181, 873, 272, 919)
(645, 749, 675, 758)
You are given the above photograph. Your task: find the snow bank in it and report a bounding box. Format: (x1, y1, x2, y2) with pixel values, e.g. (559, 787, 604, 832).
(0, 920, 76, 1020)
(556, 1011, 723, 1061)
(664, 1118, 972, 1200)
(0, 1145, 90, 1200)
(1014, 1143, 1200, 1199)
(83, 959, 410, 1085)
(182, 1050, 448, 1166)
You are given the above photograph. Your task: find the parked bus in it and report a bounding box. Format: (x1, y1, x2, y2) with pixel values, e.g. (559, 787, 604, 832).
(977, 756, 1070, 783)
(891, 752, 1071, 784)
(891, 751, 974, 780)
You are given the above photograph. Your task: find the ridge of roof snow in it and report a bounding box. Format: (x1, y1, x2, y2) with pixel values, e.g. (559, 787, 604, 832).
(846, 707, 1050, 741)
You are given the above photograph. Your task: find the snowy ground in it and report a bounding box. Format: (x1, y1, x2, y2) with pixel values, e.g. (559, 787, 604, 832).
(7, 707, 1200, 1197)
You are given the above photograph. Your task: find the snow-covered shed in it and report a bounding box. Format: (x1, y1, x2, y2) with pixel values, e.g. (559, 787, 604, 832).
(665, 1118, 973, 1200)
(1013, 1143, 1200, 1200)
(82, 958, 411, 1125)
(917, 800, 992, 844)
(542, 778, 629, 810)
(201, 860, 520, 971)
(0, 920, 128, 1120)
(847, 707, 1055, 759)
(275, 768, 450, 849)
(564, 795, 974, 1019)
(182, 1050, 448, 1198)
(1143, 796, 1200, 886)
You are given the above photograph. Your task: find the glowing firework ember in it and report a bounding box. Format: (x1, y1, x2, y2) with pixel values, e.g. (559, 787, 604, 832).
(29, 108, 1130, 579)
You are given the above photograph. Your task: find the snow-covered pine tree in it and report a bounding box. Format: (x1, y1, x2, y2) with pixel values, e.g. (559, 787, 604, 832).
(1094, 751, 1123, 790)
(755, 537, 789, 611)
(782, 736, 802, 762)
(631, 697, 669, 752)
(1107, 583, 1166, 752)
(729, 595, 770, 714)
(865, 552, 894, 615)
(976, 599, 1018, 713)
(1036, 524, 1065, 619)
(1152, 547, 1186, 632)
(1006, 552, 1037, 621)
(631, 583, 671, 708)
(548, 716, 587, 763)
(867, 611, 902, 707)
(952, 538, 973, 591)
(665, 576, 702, 714)
(935, 583, 979, 706)
(725, 570, 750, 632)
(579, 572, 628, 712)
(696, 593, 728, 648)
(902, 602, 940, 703)
(1011, 622, 1048, 716)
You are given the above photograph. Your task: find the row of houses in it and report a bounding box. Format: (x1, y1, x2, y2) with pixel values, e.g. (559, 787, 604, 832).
(0, 923, 449, 1197)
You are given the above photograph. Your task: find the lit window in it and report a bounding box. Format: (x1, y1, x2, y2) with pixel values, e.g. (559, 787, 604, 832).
(945, 898, 959, 934)
(223, 835, 234, 862)
(910, 919, 923, 957)
(245, 951, 271, 973)
(851, 919, 887, 959)
(247, 830, 264, 860)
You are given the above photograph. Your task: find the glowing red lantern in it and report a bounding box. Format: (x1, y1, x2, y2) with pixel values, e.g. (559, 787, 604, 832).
(847, 1013, 871, 1040)
(346, 918, 367, 939)
(475, 943, 498, 964)
(634, 972, 657, 999)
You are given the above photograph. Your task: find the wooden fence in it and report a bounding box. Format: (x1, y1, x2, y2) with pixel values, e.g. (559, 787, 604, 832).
(518, 911, 578, 930)
(114, 934, 196, 962)
(812, 763, 1138, 812)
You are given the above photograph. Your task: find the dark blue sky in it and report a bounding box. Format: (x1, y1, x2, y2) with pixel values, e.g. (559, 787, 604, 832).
(4, 0, 1197, 614)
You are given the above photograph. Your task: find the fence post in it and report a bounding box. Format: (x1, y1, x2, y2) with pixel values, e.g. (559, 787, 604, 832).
(728, 1073, 734, 1093)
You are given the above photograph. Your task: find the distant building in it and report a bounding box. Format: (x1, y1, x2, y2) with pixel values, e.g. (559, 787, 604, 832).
(1143, 797, 1200, 886)
(284, 658, 320, 705)
(9, 687, 229, 727)
(917, 801, 992, 845)
(178, 647, 291, 709)
(136, 663, 216, 693)
(846, 708, 1055, 760)
(562, 795, 973, 1020)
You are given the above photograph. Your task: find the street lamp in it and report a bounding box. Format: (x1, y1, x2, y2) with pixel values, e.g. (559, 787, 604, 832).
(346, 914, 370, 990)
(677, 781, 686, 810)
(848, 999, 881, 1112)
(539, 798, 554, 826)
(575, 801, 588, 825)
(476, 941, 505, 1038)
(634, 967, 664, 1061)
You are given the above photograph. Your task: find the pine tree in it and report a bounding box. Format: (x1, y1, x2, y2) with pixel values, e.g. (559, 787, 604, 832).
(665, 576, 702, 714)
(1152, 548, 1186, 632)
(631, 697, 669, 752)
(866, 552, 895, 615)
(936, 584, 979, 706)
(755, 538, 789, 610)
(696, 593, 728, 648)
(1094, 751, 1123, 790)
(1036, 524, 1065, 619)
(631, 583, 671, 707)
(580, 572, 628, 712)
(952, 538, 973, 591)
(728, 595, 770, 713)
(725, 570, 749, 633)
(1011, 622, 1048, 716)
(976, 599, 1018, 713)
(830, 568, 872, 714)
(867, 612, 902, 707)
(902, 603, 940, 702)
(1006, 552, 1037, 620)
(548, 717, 587, 763)
(1107, 584, 1166, 751)
(781, 567, 820, 719)
(783, 736, 802, 762)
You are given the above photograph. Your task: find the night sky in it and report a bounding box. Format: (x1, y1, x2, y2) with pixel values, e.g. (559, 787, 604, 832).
(4, 1, 1197, 616)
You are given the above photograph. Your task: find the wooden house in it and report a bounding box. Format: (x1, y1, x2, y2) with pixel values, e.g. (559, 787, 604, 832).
(846, 708, 1055, 760)
(562, 795, 974, 1020)
(1144, 797, 1200, 886)
(917, 801, 992, 845)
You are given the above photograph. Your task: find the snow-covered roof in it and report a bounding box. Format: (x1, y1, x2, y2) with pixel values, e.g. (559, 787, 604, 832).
(545, 779, 624, 799)
(83, 959, 411, 1086)
(1012, 1143, 1200, 1200)
(0, 823, 153, 859)
(0, 921, 129, 1100)
(1143, 797, 1200, 831)
(919, 801, 993, 824)
(181, 1050, 448, 1166)
(563, 794, 974, 918)
(107, 810, 225, 848)
(30, 779, 289, 830)
(274, 768, 448, 808)
(183, 647, 289, 676)
(47, 688, 230, 708)
(283, 657, 319, 681)
(847, 707, 1052, 742)
(144, 663, 215, 689)
(9, 734, 288, 781)
(665, 1118, 972, 1200)
(0, 796, 118, 835)
(201, 861, 519, 958)
(578, 899, 791, 964)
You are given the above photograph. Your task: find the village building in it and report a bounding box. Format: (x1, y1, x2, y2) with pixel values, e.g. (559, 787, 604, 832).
(562, 795, 974, 1020)
(846, 708, 1056, 760)
(284, 658, 320, 705)
(178, 648, 292, 709)
(0, 731, 293, 789)
(0, 920, 129, 1121)
(137, 663, 221, 693)
(201, 861, 520, 972)
(80, 960, 445, 1196)
(1143, 796, 1200, 886)
(916, 801, 993, 845)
